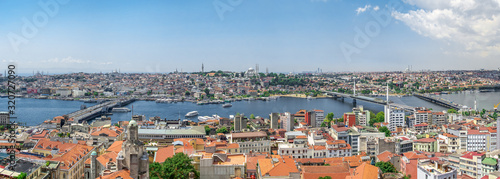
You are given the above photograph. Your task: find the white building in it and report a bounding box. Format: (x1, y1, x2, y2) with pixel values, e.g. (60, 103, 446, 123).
(244, 68, 259, 78)
(385, 106, 405, 131)
(414, 109, 431, 126)
(467, 130, 489, 151)
(72, 90, 86, 97)
(353, 106, 370, 126)
(417, 160, 457, 179)
(56, 88, 72, 97)
(278, 134, 352, 159)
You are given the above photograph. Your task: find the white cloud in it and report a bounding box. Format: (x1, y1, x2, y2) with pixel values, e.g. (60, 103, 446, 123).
(373, 6, 380, 11)
(356, 5, 371, 15)
(392, 0, 500, 56)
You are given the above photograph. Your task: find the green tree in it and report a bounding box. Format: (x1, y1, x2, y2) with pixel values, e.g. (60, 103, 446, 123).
(369, 118, 377, 127)
(204, 88, 210, 97)
(318, 176, 332, 179)
(378, 126, 391, 137)
(204, 125, 211, 135)
(369, 111, 376, 120)
(150, 153, 199, 179)
(326, 112, 334, 121)
(447, 109, 457, 114)
(250, 114, 255, 119)
(376, 112, 385, 122)
(216, 127, 228, 134)
(16, 172, 27, 179)
(375, 161, 397, 173)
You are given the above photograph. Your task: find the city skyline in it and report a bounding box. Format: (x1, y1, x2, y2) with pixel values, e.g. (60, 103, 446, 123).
(1, 0, 499, 74)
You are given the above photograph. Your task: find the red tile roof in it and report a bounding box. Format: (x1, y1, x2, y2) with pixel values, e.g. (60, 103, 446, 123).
(154, 146, 175, 163)
(461, 151, 484, 159)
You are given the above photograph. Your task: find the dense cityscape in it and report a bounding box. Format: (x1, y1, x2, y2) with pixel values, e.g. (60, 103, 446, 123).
(2, 0, 500, 179)
(0, 69, 499, 179)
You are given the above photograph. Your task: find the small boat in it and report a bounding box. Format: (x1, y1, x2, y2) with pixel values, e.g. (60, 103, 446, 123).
(222, 103, 232, 108)
(185, 111, 199, 117)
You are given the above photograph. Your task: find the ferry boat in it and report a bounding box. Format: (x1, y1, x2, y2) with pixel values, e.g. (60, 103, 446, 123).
(198, 114, 221, 122)
(480, 89, 495, 93)
(185, 111, 199, 117)
(111, 107, 131, 113)
(222, 103, 232, 108)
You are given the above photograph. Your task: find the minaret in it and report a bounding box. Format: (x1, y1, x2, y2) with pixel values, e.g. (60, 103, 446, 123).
(90, 151, 97, 179)
(202, 63, 204, 73)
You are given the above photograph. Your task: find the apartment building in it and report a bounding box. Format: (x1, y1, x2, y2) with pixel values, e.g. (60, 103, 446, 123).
(459, 151, 484, 178)
(467, 130, 489, 152)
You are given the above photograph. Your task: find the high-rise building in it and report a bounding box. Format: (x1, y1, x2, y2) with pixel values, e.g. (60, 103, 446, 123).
(270, 113, 279, 129)
(281, 112, 294, 131)
(414, 108, 431, 126)
(344, 113, 356, 127)
(305, 111, 315, 127)
(385, 106, 405, 131)
(353, 106, 370, 126)
(305, 110, 324, 128)
(313, 110, 324, 128)
(234, 114, 247, 132)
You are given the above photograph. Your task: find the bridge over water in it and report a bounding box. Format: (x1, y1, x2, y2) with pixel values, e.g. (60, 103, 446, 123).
(66, 98, 136, 123)
(413, 94, 462, 110)
(322, 91, 424, 112)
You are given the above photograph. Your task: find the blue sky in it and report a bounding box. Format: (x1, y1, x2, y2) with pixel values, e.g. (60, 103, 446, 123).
(1, 0, 499, 74)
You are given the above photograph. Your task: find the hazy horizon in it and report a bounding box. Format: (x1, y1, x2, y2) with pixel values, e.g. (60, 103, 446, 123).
(2, 0, 500, 73)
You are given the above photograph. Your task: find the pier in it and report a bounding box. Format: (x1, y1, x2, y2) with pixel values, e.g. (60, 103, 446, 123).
(66, 98, 136, 123)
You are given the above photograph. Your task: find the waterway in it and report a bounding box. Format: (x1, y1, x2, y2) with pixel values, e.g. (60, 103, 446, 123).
(0, 91, 498, 126)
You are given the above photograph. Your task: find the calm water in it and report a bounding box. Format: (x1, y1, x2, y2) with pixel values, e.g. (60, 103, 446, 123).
(0, 91, 498, 126)
(0, 98, 97, 126)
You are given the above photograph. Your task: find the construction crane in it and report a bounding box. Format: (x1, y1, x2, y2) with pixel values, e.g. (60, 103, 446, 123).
(495, 102, 500, 111)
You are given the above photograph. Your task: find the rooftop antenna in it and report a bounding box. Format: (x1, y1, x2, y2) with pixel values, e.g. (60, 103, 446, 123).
(353, 79, 356, 96)
(474, 95, 477, 111)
